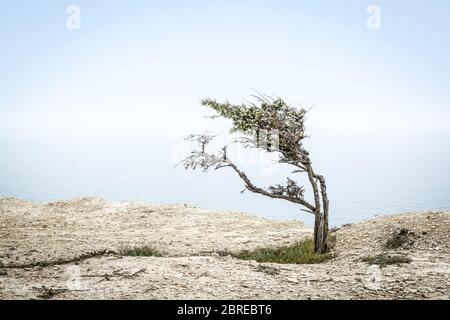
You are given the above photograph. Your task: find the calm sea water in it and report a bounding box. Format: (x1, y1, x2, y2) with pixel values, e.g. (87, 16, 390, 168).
(1, 130, 449, 227)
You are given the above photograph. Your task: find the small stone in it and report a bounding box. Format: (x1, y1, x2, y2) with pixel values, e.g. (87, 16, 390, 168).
(286, 277, 299, 283)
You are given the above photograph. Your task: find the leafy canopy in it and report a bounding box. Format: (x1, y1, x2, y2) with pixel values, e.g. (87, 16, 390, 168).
(201, 95, 309, 161)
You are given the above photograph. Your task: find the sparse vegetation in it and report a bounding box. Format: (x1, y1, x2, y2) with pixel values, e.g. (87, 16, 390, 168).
(361, 254, 412, 267)
(220, 239, 333, 264)
(327, 233, 337, 248)
(119, 245, 163, 257)
(1, 250, 115, 269)
(254, 265, 280, 275)
(34, 286, 68, 300)
(385, 228, 415, 249)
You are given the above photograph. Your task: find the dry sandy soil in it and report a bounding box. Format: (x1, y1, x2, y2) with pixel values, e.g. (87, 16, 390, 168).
(1, 197, 449, 300)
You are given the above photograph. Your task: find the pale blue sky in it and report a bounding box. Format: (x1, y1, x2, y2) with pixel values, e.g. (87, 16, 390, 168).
(1, 0, 449, 139)
(1, 1, 449, 225)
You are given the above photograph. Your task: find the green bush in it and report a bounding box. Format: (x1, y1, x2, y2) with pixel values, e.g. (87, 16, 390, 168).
(385, 228, 415, 249)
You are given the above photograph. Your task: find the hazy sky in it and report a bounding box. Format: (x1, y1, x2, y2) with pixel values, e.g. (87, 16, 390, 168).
(1, 1, 450, 225)
(1, 0, 449, 140)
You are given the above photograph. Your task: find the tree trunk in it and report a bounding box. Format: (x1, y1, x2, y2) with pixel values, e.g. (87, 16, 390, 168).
(315, 175, 329, 254)
(305, 162, 329, 254)
(314, 213, 328, 254)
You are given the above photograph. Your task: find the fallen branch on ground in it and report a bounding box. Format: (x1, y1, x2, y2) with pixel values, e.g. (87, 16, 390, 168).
(81, 268, 147, 282)
(2, 250, 117, 269)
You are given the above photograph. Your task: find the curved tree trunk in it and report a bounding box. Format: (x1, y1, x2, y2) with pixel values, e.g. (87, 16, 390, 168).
(305, 162, 329, 254)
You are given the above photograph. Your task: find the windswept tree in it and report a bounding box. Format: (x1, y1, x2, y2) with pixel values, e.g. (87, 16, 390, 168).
(180, 95, 330, 254)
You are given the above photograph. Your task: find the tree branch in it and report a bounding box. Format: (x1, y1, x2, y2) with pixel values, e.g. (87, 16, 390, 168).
(224, 159, 316, 213)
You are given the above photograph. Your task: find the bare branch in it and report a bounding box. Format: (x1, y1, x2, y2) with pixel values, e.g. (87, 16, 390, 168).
(178, 133, 226, 172)
(224, 159, 316, 213)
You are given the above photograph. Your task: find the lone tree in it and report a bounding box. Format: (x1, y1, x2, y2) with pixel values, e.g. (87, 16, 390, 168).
(180, 95, 330, 254)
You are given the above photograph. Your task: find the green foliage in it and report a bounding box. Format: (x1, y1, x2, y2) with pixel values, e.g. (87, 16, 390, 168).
(201, 96, 307, 157)
(268, 177, 305, 200)
(118, 245, 163, 257)
(220, 239, 333, 264)
(385, 228, 415, 249)
(361, 254, 412, 267)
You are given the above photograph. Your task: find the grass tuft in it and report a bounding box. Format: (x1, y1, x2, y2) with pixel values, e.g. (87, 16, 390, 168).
(361, 254, 412, 268)
(118, 245, 163, 257)
(220, 239, 333, 265)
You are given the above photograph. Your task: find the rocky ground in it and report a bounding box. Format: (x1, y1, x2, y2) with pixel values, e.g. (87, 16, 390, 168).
(0, 197, 449, 300)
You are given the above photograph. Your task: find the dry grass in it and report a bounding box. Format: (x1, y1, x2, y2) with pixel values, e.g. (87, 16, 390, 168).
(118, 245, 163, 257)
(361, 254, 412, 267)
